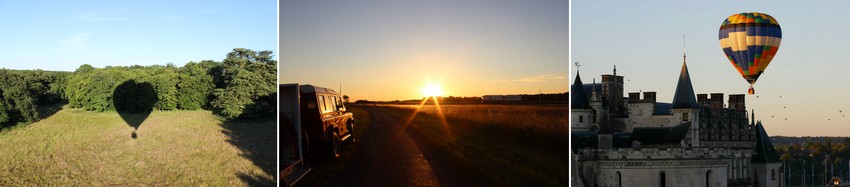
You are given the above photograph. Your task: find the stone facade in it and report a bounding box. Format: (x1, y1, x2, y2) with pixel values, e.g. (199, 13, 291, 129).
(571, 62, 782, 187)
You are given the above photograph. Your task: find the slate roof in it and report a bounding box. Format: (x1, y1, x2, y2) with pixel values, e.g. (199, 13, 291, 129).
(571, 71, 591, 109)
(672, 62, 699, 109)
(752, 121, 782, 163)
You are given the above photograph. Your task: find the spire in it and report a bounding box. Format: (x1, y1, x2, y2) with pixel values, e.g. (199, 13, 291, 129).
(671, 61, 698, 109)
(753, 121, 781, 163)
(591, 78, 598, 101)
(571, 71, 591, 109)
(683, 35, 687, 63)
(751, 109, 755, 126)
(672, 36, 697, 109)
(613, 65, 617, 76)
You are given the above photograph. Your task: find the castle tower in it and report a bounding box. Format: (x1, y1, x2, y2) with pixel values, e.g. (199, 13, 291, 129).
(571, 71, 595, 131)
(670, 40, 701, 147)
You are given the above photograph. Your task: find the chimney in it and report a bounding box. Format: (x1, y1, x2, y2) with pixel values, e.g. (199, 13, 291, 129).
(628, 92, 641, 103)
(644, 92, 656, 103)
(697, 94, 708, 104)
(710, 93, 724, 109)
(728, 94, 746, 111)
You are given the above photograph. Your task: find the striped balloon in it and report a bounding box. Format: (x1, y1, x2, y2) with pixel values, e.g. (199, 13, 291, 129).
(719, 12, 781, 94)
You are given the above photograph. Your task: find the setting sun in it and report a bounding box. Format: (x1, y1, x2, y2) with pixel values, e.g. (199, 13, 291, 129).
(422, 83, 443, 97)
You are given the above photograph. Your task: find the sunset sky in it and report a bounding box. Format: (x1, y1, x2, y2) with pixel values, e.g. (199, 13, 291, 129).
(0, 1, 276, 71)
(573, 1, 850, 136)
(281, 0, 568, 101)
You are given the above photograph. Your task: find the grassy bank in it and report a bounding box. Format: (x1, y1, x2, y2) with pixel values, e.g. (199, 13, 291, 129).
(374, 104, 568, 186)
(296, 106, 371, 186)
(0, 105, 275, 186)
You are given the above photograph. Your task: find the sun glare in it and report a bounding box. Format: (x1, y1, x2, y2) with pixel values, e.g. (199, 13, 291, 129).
(422, 83, 443, 97)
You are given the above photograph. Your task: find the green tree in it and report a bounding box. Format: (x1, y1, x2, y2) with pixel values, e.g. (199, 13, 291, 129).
(211, 48, 277, 119)
(0, 70, 38, 126)
(176, 61, 218, 110)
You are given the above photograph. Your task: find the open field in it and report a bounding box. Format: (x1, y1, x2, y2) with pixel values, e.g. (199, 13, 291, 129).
(0, 105, 275, 186)
(371, 104, 568, 186)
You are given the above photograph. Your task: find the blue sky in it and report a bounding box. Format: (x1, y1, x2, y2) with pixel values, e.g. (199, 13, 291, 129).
(0, 1, 276, 71)
(281, 0, 568, 101)
(572, 1, 850, 136)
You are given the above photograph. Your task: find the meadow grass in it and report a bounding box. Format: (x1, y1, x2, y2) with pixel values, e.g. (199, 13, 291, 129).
(0, 105, 275, 186)
(373, 104, 568, 186)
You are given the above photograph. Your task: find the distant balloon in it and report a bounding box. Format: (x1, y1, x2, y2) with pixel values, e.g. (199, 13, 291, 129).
(719, 12, 782, 95)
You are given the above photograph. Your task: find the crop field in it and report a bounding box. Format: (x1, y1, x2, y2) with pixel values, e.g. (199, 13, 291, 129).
(0, 105, 276, 186)
(386, 104, 567, 137)
(371, 104, 568, 186)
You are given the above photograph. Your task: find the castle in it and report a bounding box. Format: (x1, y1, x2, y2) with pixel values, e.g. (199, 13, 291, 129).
(570, 55, 782, 187)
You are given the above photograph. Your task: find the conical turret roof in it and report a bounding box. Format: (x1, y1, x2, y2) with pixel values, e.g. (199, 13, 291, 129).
(672, 62, 698, 109)
(571, 71, 591, 109)
(753, 121, 781, 163)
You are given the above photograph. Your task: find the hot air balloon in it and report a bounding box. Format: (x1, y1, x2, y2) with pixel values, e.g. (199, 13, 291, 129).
(719, 12, 782, 95)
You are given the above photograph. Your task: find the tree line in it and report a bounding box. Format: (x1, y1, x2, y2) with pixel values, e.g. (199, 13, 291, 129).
(0, 48, 276, 129)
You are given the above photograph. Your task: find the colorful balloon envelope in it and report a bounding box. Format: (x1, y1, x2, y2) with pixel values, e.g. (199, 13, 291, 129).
(719, 12, 781, 94)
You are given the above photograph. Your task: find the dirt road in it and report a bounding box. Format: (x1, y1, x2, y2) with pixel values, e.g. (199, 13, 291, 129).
(330, 107, 467, 186)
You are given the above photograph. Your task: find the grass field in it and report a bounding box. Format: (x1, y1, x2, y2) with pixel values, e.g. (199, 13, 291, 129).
(373, 104, 568, 186)
(0, 105, 276, 186)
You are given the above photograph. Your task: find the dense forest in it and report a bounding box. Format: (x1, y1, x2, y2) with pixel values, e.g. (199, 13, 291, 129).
(0, 48, 276, 129)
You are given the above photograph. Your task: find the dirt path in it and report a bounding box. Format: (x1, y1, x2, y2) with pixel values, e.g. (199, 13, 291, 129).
(330, 107, 466, 186)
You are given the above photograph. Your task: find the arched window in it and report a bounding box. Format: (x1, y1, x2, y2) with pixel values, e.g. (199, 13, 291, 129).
(617, 171, 622, 187)
(659, 171, 666, 187)
(706, 170, 712, 187)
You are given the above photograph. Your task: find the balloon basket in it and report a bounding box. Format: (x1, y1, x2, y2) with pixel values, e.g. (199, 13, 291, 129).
(747, 87, 755, 95)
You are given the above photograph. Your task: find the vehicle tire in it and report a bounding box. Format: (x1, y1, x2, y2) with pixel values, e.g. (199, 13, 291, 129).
(330, 132, 341, 159)
(348, 121, 356, 144)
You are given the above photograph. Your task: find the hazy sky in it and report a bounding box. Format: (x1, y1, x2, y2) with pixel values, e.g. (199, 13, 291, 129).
(572, 1, 850, 136)
(281, 0, 568, 101)
(0, 1, 276, 71)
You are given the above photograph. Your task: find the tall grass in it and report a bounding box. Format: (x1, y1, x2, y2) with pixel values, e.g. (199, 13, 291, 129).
(372, 104, 568, 186)
(388, 104, 567, 137)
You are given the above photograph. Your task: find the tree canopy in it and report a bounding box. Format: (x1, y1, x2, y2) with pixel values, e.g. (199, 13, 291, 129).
(0, 48, 275, 129)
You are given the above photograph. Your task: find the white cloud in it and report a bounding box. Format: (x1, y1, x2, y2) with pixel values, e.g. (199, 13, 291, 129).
(496, 75, 566, 83)
(76, 13, 125, 22)
(62, 32, 91, 52)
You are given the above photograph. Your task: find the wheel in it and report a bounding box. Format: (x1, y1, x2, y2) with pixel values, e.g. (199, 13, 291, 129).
(330, 132, 341, 159)
(348, 122, 356, 144)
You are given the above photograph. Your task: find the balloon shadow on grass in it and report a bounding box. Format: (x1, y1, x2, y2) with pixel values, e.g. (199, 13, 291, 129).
(113, 80, 157, 139)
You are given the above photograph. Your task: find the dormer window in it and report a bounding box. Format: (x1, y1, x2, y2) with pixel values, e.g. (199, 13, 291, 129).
(683, 112, 689, 121)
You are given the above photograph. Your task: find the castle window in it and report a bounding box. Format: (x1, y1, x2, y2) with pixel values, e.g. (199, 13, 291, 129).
(617, 171, 622, 187)
(592, 110, 597, 123)
(771, 169, 775, 180)
(659, 171, 666, 187)
(683, 112, 689, 121)
(706, 170, 712, 187)
(579, 116, 584, 123)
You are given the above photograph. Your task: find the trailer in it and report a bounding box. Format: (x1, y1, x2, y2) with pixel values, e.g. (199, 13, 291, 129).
(280, 84, 310, 186)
